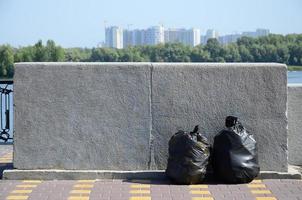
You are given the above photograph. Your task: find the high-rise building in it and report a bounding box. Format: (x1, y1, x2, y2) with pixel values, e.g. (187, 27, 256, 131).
(123, 29, 133, 48)
(165, 28, 201, 47)
(132, 29, 145, 46)
(105, 26, 123, 49)
(219, 34, 241, 45)
(201, 29, 219, 45)
(190, 28, 201, 46)
(242, 29, 270, 38)
(256, 29, 270, 37)
(105, 25, 270, 48)
(218, 29, 270, 45)
(206, 29, 219, 40)
(144, 26, 164, 45)
(164, 28, 185, 44)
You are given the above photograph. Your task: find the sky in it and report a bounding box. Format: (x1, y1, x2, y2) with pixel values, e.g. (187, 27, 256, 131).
(0, 0, 301, 48)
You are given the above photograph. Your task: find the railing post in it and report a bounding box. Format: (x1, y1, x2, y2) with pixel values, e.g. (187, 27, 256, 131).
(0, 79, 13, 143)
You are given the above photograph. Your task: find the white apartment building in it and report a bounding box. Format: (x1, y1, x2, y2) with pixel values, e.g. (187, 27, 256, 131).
(191, 28, 201, 46)
(206, 29, 219, 40)
(218, 34, 241, 45)
(165, 28, 201, 47)
(242, 29, 270, 38)
(105, 25, 270, 48)
(144, 26, 165, 45)
(201, 29, 219, 45)
(105, 26, 123, 49)
(122, 26, 164, 47)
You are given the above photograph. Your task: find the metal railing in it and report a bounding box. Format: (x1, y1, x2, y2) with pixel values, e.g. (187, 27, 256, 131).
(0, 80, 13, 143)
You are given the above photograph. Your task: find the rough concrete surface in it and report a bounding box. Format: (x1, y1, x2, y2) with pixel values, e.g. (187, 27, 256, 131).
(288, 84, 302, 165)
(14, 63, 151, 170)
(151, 63, 287, 171)
(3, 169, 167, 180)
(13, 63, 288, 172)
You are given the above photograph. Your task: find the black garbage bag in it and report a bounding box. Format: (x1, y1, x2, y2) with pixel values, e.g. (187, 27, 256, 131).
(212, 116, 260, 184)
(166, 125, 210, 184)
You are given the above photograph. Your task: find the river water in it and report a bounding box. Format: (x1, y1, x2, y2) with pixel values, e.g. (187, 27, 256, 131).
(288, 71, 302, 84)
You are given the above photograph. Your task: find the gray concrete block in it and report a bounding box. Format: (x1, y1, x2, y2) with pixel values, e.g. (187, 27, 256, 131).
(151, 63, 287, 171)
(288, 84, 302, 165)
(2, 169, 167, 180)
(14, 63, 151, 170)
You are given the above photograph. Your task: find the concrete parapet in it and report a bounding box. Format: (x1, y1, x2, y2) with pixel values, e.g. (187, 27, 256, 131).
(151, 63, 287, 172)
(288, 84, 302, 165)
(13, 63, 288, 172)
(14, 63, 152, 170)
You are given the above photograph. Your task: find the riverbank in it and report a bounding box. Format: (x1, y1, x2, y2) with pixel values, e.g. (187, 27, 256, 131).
(288, 66, 302, 71)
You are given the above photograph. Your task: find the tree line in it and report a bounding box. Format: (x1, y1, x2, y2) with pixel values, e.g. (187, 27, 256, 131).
(1, 34, 302, 78)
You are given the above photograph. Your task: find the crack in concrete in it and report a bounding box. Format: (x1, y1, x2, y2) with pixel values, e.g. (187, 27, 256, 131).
(148, 63, 154, 170)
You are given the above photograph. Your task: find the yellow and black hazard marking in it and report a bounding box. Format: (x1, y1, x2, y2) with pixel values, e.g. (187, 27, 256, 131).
(247, 179, 277, 200)
(6, 180, 42, 200)
(0, 152, 13, 164)
(189, 184, 214, 200)
(67, 180, 96, 200)
(129, 180, 151, 200)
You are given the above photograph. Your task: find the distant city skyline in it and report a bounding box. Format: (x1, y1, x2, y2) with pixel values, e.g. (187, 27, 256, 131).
(0, 0, 301, 47)
(105, 25, 270, 48)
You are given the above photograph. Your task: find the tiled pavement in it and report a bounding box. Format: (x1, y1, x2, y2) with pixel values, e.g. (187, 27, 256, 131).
(1, 145, 302, 200)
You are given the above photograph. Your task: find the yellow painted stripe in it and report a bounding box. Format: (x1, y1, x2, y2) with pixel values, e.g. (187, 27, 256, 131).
(250, 179, 262, 183)
(11, 190, 32, 194)
(2, 154, 12, 157)
(77, 180, 96, 183)
(16, 185, 37, 188)
(70, 190, 91, 194)
(129, 197, 151, 200)
(131, 184, 150, 189)
(6, 196, 29, 200)
(190, 190, 211, 195)
(192, 198, 214, 200)
(251, 190, 272, 194)
(67, 197, 89, 200)
(129, 190, 150, 194)
(256, 198, 277, 200)
(247, 184, 266, 188)
(189, 185, 208, 189)
(73, 184, 94, 188)
(22, 180, 42, 183)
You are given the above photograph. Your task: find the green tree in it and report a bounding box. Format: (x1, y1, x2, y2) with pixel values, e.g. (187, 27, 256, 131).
(0, 45, 14, 77)
(238, 45, 254, 62)
(190, 45, 210, 62)
(14, 46, 35, 62)
(224, 43, 241, 62)
(33, 40, 46, 61)
(89, 48, 119, 62)
(45, 40, 65, 61)
(205, 39, 225, 62)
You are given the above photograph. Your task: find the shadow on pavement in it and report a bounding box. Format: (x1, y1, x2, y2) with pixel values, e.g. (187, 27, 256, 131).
(124, 173, 245, 185)
(0, 163, 13, 179)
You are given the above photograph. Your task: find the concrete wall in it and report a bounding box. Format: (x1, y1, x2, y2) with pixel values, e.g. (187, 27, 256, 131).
(288, 84, 302, 166)
(14, 63, 288, 172)
(14, 63, 152, 170)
